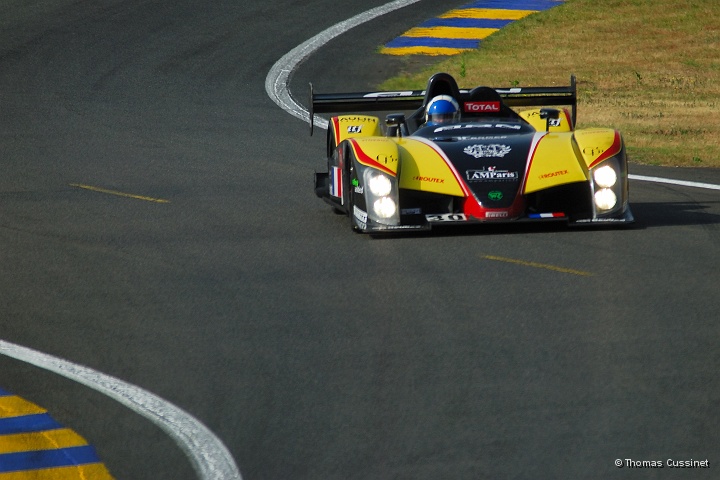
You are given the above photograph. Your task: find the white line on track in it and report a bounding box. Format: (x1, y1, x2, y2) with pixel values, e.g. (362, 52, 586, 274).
(0, 339, 242, 480)
(265, 0, 424, 131)
(629, 174, 720, 191)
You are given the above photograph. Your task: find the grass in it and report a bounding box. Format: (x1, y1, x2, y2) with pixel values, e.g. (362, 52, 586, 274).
(379, 0, 720, 167)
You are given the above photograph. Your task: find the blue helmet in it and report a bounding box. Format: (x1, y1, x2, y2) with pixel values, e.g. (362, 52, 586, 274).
(425, 95, 460, 125)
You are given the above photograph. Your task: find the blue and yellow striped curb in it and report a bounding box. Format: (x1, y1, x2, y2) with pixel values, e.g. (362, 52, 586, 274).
(382, 0, 564, 56)
(0, 388, 114, 479)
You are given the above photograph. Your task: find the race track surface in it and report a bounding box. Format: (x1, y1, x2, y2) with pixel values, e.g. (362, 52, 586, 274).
(1, 1, 719, 478)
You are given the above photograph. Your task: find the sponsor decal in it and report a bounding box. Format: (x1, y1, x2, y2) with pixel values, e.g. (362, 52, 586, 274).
(347, 125, 362, 134)
(488, 191, 503, 201)
(457, 135, 508, 141)
(351, 178, 363, 194)
(583, 146, 607, 156)
(549, 118, 562, 127)
(353, 205, 368, 223)
(434, 124, 472, 133)
(576, 217, 628, 223)
(539, 169, 568, 180)
(413, 175, 445, 184)
(330, 167, 342, 198)
(426, 213, 467, 222)
(464, 101, 501, 113)
(485, 211, 509, 218)
(466, 167, 518, 181)
(376, 154, 397, 165)
(401, 208, 422, 215)
(464, 144, 512, 158)
(363, 91, 414, 98)
(434, 124, 520, 133)
(496, 88, 522, 94)
(339, 116, 377, 123)
(380, 224, 423, 230)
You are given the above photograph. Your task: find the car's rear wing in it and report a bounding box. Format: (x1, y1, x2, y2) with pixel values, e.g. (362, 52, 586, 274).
(310, 75, 577, 134)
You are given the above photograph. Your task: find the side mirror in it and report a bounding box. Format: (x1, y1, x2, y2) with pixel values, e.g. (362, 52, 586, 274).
(386, 114, 406, 138)
(539, 108, 561, 132)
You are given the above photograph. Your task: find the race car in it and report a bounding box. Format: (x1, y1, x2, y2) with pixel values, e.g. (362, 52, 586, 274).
(312, 72, 633, 233)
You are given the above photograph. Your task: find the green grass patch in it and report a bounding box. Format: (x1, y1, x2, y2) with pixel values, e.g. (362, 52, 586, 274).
(379, 0, 720, 167)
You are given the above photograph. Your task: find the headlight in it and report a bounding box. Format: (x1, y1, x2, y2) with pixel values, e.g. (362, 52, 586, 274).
(367, 174, 392, 197)
(361, 168, 400, 226)
(594, 188, 617, 211)
(373, 197, 397, 219)
(593, 165, 617, 188)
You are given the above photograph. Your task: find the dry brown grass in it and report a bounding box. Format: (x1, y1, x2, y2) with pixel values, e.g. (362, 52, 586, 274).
(380, 0, 720, 167)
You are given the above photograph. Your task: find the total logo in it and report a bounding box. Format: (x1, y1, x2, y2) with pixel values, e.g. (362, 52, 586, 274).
(464, 101, 500, 113)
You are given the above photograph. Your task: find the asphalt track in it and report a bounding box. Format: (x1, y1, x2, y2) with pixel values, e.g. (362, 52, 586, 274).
(1, 0, 719, 479)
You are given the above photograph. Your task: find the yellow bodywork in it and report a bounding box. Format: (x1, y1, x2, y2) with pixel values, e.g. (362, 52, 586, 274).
(573, 128, 623, 168)
(335, 115, 621, 198)
(332, 115, 383, 146)
(524, 133, 588, 194)
(347, 136, 465, 196)
(347, 137, 400, 176)
(519, 108, 573, 133)
(396, 139, 466, 196)
(524, 128, 620, 193)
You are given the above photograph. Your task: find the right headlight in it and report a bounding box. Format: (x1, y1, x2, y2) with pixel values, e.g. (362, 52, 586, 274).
(590, 154, 627, 216)
(593, 165, 617, 188)
(594, 188, 618, 211)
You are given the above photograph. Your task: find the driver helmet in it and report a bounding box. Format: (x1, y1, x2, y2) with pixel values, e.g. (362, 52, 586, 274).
(425, 95, 460, 125)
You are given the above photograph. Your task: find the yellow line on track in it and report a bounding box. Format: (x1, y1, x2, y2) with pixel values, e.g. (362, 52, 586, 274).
(440, 8, 538, 20)
(0, 463, 114, 480)
(403, 26, 498, 40)
(70, 183, 170, 203)
(380, 46, 470, 56)
(0, 396, 46, 417)
(482, 255, 594, 277)
(0, 429, 87, 454)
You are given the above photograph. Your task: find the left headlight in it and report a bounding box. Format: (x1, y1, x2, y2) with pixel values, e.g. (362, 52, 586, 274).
(367, 173, 393, 197)
(373, 197, 397, 219)
(363, 170, 400, 225)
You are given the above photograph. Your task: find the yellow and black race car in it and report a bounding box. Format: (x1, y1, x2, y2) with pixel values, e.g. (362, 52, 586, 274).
(312, 72, 633, 233)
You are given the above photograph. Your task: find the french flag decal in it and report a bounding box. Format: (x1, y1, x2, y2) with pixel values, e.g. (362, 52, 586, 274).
(529, 212, 565, 219)
(330, 166, 342, 199)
